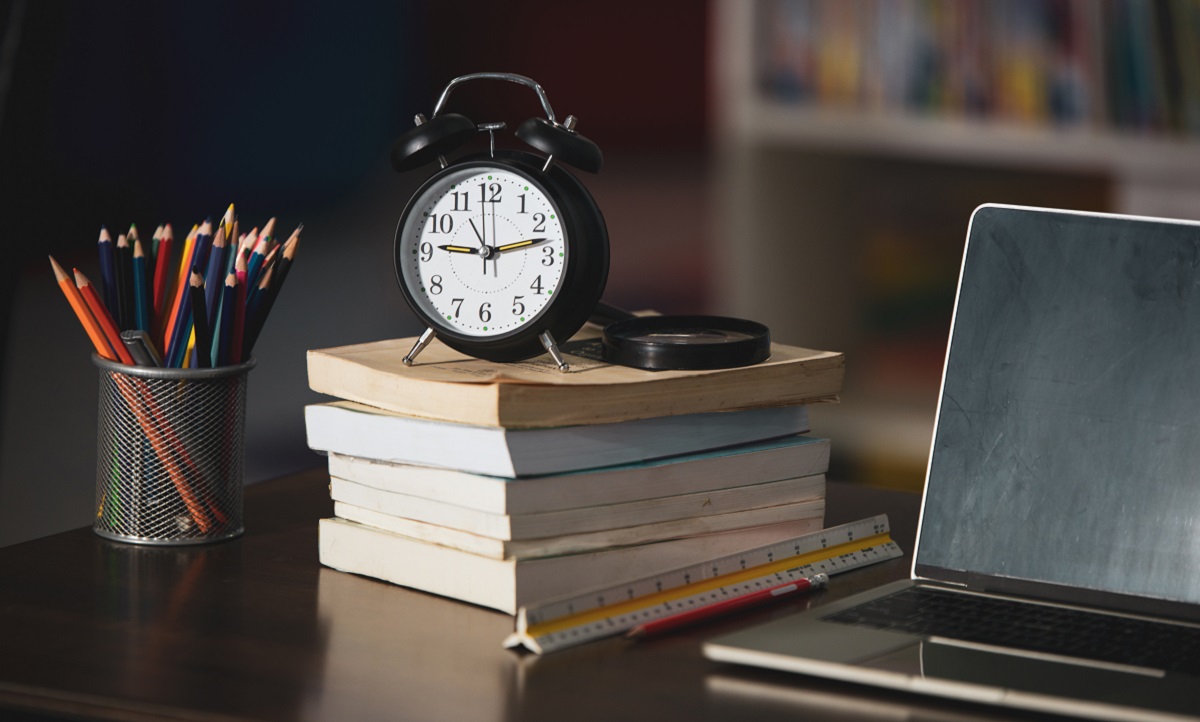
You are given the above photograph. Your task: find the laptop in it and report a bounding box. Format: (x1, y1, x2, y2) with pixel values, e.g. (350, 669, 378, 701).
(704, 205, 1200, 721)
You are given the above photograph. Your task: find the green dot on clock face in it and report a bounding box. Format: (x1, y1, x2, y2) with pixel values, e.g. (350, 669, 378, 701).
(520, 317, 525, 322)
(446, 315, 452, 320)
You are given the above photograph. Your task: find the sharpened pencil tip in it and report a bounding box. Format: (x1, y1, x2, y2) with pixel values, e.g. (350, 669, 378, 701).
(48, 255, 67, 280)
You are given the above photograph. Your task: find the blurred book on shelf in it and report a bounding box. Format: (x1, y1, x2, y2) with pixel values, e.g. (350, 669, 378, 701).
(757, 0, 1200, 137)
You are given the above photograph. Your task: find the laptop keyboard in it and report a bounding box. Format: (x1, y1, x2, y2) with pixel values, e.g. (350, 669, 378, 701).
(825, 586, 1200, 675)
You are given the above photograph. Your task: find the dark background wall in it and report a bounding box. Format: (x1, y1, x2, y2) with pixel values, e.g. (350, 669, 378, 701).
(0, 0, 713, 546)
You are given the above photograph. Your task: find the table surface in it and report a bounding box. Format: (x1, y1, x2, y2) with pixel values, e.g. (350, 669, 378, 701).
(0, 469, 1064, 722)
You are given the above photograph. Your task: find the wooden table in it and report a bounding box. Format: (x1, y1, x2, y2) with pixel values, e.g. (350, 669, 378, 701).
(0, 468, 1059, 721)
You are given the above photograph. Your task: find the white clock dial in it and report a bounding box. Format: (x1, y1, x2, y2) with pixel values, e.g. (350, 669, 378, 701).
(399, 166, 568, 338)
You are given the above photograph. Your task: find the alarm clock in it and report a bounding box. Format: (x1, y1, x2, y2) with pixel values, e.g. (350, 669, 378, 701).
(391, 73, 609, 371)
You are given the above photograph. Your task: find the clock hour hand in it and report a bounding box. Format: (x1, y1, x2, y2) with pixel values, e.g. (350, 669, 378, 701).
(438, 244, 481, 255)
(494, 238, 550, 254)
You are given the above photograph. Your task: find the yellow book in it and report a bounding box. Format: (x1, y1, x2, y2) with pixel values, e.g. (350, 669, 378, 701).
(306, 331, 843, 429)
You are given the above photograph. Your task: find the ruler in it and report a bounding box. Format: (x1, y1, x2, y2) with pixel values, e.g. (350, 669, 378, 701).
(504, 514, 902, 654)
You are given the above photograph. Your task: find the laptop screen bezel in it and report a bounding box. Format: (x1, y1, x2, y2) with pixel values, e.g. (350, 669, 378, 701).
(909, 203, 1200, 626)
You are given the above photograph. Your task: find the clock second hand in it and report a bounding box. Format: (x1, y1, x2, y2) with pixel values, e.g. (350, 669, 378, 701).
(491, 198, 498, 277)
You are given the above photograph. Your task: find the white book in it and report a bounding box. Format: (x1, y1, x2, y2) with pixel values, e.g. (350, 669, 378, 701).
(325, 435, 831, 515)
(305, 401, 811, 477)
(332, 496, 825, 559)
(328, 474, 826, 541)
(318, 515, 828, 615)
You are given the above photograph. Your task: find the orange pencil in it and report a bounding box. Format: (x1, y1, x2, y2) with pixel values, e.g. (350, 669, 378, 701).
(50, 256, 117, 360)
(75, 269, 135, 365)
(112, 375, 213, 533)
(160, 224, 198, 352)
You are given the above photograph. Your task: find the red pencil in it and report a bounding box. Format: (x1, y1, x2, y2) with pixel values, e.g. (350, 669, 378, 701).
(152, 223, 174, 321)
(75, 269, 135, 366)
(625, 573, 828, 640)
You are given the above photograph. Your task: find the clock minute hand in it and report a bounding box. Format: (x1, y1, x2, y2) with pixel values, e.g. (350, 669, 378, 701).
(494, 238, 550, 254)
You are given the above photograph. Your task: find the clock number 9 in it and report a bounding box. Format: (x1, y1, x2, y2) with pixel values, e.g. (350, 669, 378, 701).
(420, 242, 433, 262)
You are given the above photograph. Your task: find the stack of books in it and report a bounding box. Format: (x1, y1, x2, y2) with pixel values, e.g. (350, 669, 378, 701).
(305, 332, 845, 615)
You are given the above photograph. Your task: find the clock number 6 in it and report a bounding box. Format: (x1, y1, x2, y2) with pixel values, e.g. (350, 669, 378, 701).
(479, 303, 492, 323)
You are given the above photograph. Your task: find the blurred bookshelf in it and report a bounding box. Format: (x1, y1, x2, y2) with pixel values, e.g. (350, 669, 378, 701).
(710, 0, 1200, 490)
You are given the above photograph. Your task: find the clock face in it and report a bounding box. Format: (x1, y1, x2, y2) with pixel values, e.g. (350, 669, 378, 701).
(398, 165, 568, 339)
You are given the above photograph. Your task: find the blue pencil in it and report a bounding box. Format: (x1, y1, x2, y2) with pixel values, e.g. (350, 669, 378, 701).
(132, 239, 152, 331)
(204, 225, 228, 328)
(216, 272, 238, 366)
(97, 226, 118, 317)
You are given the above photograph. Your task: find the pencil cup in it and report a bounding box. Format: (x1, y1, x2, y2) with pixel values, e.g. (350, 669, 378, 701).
(92, 355, 255, 545)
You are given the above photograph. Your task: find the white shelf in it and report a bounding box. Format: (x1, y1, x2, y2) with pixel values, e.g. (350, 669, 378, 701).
(734, 101, 1200, 183)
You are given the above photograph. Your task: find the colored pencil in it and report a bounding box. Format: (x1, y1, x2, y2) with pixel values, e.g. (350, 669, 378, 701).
(164, 222, 210, 366)
(625, 575, 826, 640)
(114, 233, 132, 330)
(244, 225, 300, 356)
(217, 272, 238, 366)
(245, 233, 271, 291)
(97, 227, 118, 318)
(188, 272, 213, 369)
(50, 256, 117, 360)
(152, 223, 173, 320)
(220, 203, 235, 243)
(111, 374, 213, 533)
(159, 224, 195, 346)
(203, 225, 228, 330)
(75, 269, 135, 365)
(132, 239, 152, 331)
(231, 252, 248, 363)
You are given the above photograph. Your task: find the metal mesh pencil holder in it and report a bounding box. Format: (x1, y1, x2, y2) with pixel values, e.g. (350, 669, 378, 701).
(93, 355, 255, 545)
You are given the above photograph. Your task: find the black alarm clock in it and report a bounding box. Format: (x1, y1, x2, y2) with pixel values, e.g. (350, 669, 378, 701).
(391, 72, 609, 371)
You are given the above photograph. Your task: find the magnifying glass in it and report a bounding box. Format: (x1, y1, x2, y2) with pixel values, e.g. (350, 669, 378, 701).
(589, 303, 771, 371)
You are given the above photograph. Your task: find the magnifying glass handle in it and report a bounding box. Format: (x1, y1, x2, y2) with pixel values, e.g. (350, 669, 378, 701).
(589, 301, 636, 328)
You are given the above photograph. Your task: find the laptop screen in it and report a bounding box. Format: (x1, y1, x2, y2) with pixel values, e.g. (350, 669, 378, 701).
(916, 205, 1200, 610)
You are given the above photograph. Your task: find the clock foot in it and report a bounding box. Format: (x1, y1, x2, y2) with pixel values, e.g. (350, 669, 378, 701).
(403, 327, 436, 366)
(539, 331, 570, 372)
